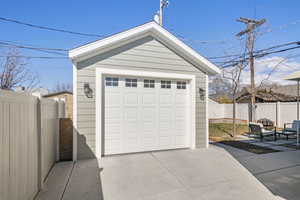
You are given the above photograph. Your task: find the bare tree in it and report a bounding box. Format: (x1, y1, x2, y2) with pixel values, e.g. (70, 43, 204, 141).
(0, 48, 39, 90)
(209, 75, 232, 99)
(223, 61, 247, 137)
(52, 82, 73, 93)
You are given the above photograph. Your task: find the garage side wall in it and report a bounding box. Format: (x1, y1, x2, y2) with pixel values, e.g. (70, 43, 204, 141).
(76, 36, 207, 158)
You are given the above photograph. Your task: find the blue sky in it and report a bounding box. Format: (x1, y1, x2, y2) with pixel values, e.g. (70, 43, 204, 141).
(1, 0, 300, 89)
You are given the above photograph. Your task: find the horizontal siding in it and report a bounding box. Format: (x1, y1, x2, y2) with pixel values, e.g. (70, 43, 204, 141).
(95, 64, 203, 74)
(195, 75, 207, 148)
(96, 60, 196, 72)
(77, 109, 95, 115)
(77, 121, 95, 129)
(76, 36, 208, 156)
(103, 53, 192, 66)
(120, 48, 184, 59)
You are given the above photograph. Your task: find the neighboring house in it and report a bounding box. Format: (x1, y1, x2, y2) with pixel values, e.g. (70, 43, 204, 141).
(15, 87, 49, 96)
(30, 87, 49, 96)
(272, 84, 299, 97)
(236, 88, 297, 103)
(43, 91, 73, 119)
(69, 22, 220, 160)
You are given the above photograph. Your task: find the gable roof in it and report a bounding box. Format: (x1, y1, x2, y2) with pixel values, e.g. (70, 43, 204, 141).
(236, 88, 297, 103)
(284, 70, 300, 81)
(43, 91, 73, 98)
(69, 21, 220, 75)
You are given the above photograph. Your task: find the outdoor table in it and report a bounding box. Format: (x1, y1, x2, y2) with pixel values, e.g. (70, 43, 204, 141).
(276, 130, 299, 144)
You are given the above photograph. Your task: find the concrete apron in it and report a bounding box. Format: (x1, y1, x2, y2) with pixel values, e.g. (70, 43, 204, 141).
(38, 148, 282, 200)
(98, 148, 278, 200)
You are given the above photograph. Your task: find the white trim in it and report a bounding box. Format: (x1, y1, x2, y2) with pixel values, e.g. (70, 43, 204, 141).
(72, 63, 78, 161)
(205, 74, 209, 148)
(95, 67, 196, 158)
(95, 69, 102, 158)
(190, 77, 196, 149)
(69, 22, 220, 75)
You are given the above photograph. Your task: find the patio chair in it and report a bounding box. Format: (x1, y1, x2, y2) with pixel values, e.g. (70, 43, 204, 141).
(248, 122, 277, 142)
(279, 120, 300, 140)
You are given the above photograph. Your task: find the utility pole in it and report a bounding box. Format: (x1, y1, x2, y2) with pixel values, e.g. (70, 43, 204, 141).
(236, 17, 266, 122)
(159, 0, 169, 26)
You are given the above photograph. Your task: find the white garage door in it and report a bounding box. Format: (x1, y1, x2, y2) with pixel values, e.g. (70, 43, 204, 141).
(104, 76, 190, 155)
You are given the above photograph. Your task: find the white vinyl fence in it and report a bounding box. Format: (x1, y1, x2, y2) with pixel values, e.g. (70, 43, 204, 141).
(0, 90, 64, 200)
(209, 99, 299, 127)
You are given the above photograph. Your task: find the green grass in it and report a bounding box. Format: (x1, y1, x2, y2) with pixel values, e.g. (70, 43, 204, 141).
(209, 123, 248, 138)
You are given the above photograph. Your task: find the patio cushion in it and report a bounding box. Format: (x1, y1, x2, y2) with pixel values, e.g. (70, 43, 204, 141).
(261, 129, 274, 135)
(292, 120, 300, 129)
(284, 128, 297, 133)
(284, 120, 300, 132)
(249, 122, 274, 136)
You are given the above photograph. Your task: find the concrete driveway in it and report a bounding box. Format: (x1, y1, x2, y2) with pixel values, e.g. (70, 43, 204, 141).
(219, 143, 300, 200)
(38, 147, 280, 200)
(99, 148, 279, 200)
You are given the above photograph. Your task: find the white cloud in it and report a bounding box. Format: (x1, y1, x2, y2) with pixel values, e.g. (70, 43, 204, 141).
(238, 56, 300, 85)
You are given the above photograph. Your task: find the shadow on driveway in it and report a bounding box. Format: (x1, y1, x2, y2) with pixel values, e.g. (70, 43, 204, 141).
(37, 133, 104, 200)
(212, 142, 300, 200)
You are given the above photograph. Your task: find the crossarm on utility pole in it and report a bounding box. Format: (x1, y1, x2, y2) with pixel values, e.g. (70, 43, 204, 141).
(236, 17, 266, 122)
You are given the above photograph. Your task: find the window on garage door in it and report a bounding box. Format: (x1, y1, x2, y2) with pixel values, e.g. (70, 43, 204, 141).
(105, 77, 119, 87)
(177, 81, 186, 89)
(125, 78, 138, 87)
(161, 80, 171, 89)
(144, 79, 155, 88)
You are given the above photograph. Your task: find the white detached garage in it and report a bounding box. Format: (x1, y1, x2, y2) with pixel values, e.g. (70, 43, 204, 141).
(69, 22, 220, 160)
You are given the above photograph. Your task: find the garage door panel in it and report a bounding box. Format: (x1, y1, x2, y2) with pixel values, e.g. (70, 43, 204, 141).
(105, 93, 121, 106)
(158, 136, 174, 147)
(123, 121, 139, 134)
(159, 123, 173, 136)
(105, 107, 121, 120)
(175, 108, 186, 118)
(159, 94, 173, 105)
(105, 139, 121, 154)
(174, 120, 186, 129)
(159, 108, 173, 120)
(140, 137, 156, 148)
(124, 93, 139, 105)
(124, 107, 138, 120)
(175, 136, 187, 146)
(142, 94, 156, 105)
(141, 108, 156, 121)
(105, 132, 121, 140)
(142, 122, 156, 132)
(125, 138, 139, 151)
(105, 124, 121, 133)
(104, 76, 190, 155)
(175, 95, 187, 104)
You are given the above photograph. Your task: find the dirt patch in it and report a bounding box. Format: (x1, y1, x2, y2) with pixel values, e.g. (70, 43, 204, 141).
(209, 123, 248, 138)
(218, 140, 281, 154)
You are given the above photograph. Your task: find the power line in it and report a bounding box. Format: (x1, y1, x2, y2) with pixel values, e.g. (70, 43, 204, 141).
(0, 41, 68, 56)
(207, 40, 300, 60)
(0, 41, 67, 51)
(0, 16, 107, 38)
(0, 38, 299, 63)
(219, 45, 300, 68)
(0, 55, 68, 59)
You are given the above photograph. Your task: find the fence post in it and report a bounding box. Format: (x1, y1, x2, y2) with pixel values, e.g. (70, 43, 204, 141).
(276, 101, 281, 127)
(56, 99, 60, 162)
(35, 96, 43, 190)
